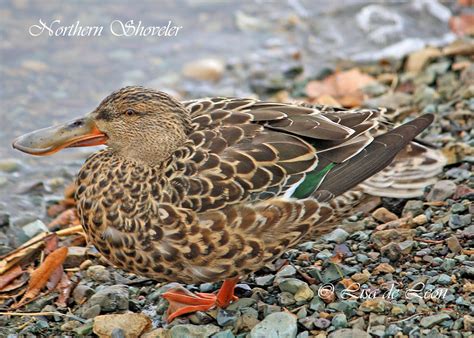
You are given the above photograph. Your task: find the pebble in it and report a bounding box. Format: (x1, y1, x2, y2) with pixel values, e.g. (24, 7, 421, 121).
(87, 285, 129, 312)
(426, 180, 457, 201)
(168, 324, 220, 338)
(255, 275, 275, 286)
(359, 299, 391, 313)
(464, 314, 474, 331)
(372, 207, 398, 223)
(436, 274, 452, 285)
(212, 330, 235, 338)
(249, 312, 297, 338)
(86, 265, 111, 283)
(323, 228, 349, 244)
(182, 58, 225, 82)
(276, 265, 296, 278)
(402, 200, 425, 217)
(64, 246, 88, 268)
(420, 313, 451, 328)
(278, 278, 314, 302)
(314, 317, 331, 329)
(216, 309, 238, 327)
(332, 313, 348, 329)
(446, 235, 462, 254)
(0, 158, 23, 172)
(391, 304, 407, 316)
(371, 229, 415, 248)
(449, 214, 471, 229)
(22, 220, 48, 238)
(328, 328, 370, 338)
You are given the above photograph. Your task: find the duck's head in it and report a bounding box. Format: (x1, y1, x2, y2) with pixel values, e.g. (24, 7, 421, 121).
(13, 86, 191, 166)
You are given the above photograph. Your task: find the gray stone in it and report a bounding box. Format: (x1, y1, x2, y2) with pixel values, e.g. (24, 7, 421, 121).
(88, 285, 129, 312)
(0, 158, 23, 172)
(169, 324, 220, 338)
(250, 312, 297, 338)
(441, 258, 456, 272)
(402, 200, 424, 217)
(276, 265, 296, 278)
(426, 180, 456, 201)
(255, 275, 274, 286)
(199, 283, 215, 293)
(82, 304, 101, 319)
(211, 330, 235, 338)
(420, 313, 451, 328)
(449, 214, 472, 229)
(279, 279, 313, 303)
(216, 309, 238, 327)
(332, 313, 348, 329)
(87, 265, 111, 283)
(324, 228, 349, 244)
(436, 274, 452, 285)
(22, 220, 48, 238)
(227, 298, 256, 311)
(314, 318, 331, 329)
(309, 296, 325, 311)
(328, 328, 370, 338)
(446, 236, 462, 254)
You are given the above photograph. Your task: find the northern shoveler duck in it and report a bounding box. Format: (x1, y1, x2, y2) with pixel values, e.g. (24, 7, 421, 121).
(13, 86, 436, 321)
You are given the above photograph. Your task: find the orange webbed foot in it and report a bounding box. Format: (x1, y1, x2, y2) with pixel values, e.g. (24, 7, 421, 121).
(162, 277, 239, 322)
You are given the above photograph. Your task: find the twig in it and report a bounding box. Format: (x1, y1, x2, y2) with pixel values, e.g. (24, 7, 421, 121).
(0, 311, 86, 323)
(414, 238, 445, 244)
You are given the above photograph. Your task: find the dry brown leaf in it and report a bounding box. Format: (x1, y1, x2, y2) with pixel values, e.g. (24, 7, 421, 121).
(48, 209, 80, 230)
(0, 266, 24, 289)
(449, 15, 474, 36)
(306, 68, 376, 107)
(55, 273, 73, 308)
(15, 247, 68, 308)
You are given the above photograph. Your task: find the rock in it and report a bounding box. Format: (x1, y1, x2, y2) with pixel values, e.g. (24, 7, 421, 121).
(446, 235, 462, 254)
(323, 228, 349, 244)
(451, 203, 466, 214)
(227, 298, 256, 311)
(391, 304, 407, 316)
(464, 314, 474, 331)
(314, 318, 331, 329)
(182, 58, 225, 82)
(168, 324, 220, 338)
(216, 309, 238, 327)
(61, 320, 81, 332)
(88, 285, 129, 312)
(371, 229, 415, 248)
(402, 200, 425, 217)
(380, 243, 401, 261)
(328, 328, 370, 338)
(87, 265, 111, 283)
(426, 180, 457, 201)
(412, 214, 427, 225)
(211, 330, 235, 338)
(278, 292, 295, 306)
(276, 265, 296, 278)
(436, 274, 452, 285)
(398, 240, 415, 254)
(255, 275, 274, 286)
(74, 321, 94, 336)
(0, 158, 23, 172)
(405, 47, 441, 73)
(372, 207, 398, 223)
(73, 284, 95, 304)
(111, 328, 126, 338)
(332, 313, 348, 329)
(250, 312, 297, 338)
(449, 214, 472, 229)
(419, 313, 451, 328)
(22, 220, 48, 238)
(373, 263, 395, 275)
(309, 296, 325, 312)
(278, 278, 314, 302)
(142, 328, 168, 338)
(64, 246, 88, 268)
(82, 304, 101, 319)
(359, 298, 391, 313)
(352, 270, 371, 283)
(235, 310, 260, 332)
(441, 258, 456, 272)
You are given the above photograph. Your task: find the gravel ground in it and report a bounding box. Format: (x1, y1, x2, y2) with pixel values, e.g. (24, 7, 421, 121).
(0, 33, 473, 338)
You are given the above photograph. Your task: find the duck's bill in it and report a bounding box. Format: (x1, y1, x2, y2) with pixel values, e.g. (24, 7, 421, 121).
(12, 116, 107, 156)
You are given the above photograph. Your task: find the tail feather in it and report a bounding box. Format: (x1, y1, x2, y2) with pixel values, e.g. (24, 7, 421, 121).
(317, 114, 434, 197)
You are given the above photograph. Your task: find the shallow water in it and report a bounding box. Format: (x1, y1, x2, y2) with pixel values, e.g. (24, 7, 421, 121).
(0, 0, 457, 219)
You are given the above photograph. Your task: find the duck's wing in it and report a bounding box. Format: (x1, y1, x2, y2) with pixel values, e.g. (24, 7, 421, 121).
(170, 98, 383, 213)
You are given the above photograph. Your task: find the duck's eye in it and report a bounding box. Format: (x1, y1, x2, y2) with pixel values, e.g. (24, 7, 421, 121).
(125, 109, 136, 116)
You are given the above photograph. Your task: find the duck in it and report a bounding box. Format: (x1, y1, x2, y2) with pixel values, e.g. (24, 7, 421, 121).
(13, 86, 435, 321)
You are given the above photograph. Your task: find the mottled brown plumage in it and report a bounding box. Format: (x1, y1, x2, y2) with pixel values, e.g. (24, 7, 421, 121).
(13, 86, 436, 321)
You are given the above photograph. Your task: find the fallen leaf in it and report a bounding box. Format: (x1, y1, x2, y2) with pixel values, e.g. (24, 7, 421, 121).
(55, 272, 73, 308)
(0, 266, 24, 289)
(306, 68, 376, 107)
(15, 247, 68, 308)
(0, 273, 29, 293)
(48, 209, 79, 230)
(449, 14, 474, 36)
(44, 234, 59, 254)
